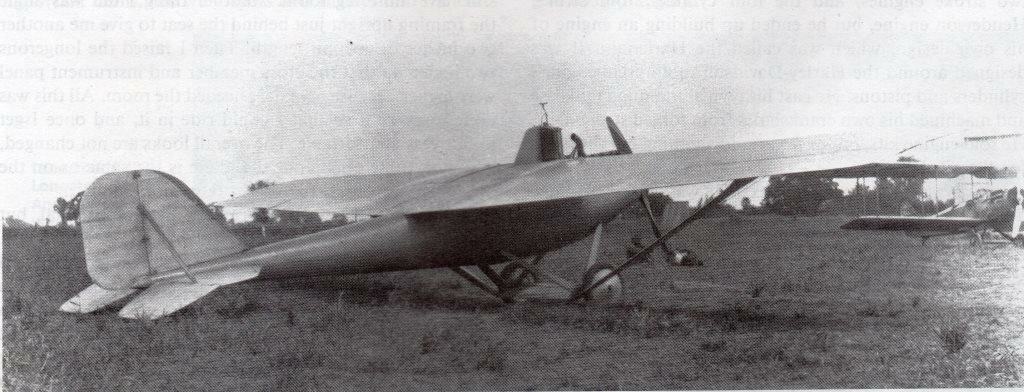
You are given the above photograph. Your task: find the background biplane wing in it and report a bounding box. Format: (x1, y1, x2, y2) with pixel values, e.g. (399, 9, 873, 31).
(219, 132, 1016, 215)
(840, 216, 988, 232)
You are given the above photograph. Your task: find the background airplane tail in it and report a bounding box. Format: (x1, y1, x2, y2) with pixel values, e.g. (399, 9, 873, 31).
(1013, 186, 1023, 238)
(61, 170, 251, 317)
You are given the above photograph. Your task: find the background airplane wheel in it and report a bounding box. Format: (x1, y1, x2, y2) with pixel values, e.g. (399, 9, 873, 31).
(581, 263, 623, 301)
(668, 249, 701, 266)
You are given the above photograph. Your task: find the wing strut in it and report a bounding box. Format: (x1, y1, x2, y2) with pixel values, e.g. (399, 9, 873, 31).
(639, 192, 679, 262)
(585, 224, 604, 268)
(570, 177, 756, 302)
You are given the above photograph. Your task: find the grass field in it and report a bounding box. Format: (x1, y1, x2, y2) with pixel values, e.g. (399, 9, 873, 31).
(4, 214, 1022, 390)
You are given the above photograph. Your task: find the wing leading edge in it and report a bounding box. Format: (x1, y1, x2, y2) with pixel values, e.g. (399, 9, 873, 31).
(218, 133, 1016, 215)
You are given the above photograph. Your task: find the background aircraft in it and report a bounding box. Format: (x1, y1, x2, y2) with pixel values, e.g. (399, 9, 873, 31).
(841, 133, 1023, 245)
(842, 187, 1023, 245)
(59, 117, 1017, 320)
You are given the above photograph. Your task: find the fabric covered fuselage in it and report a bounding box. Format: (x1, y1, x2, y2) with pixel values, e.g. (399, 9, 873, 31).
(221, 191, 641, 280)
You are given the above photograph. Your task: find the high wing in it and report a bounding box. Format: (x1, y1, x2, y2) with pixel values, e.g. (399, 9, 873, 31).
(219, 132, 1015, 216)
(840, 216, 988, 232)
(219, 168, 490, 215)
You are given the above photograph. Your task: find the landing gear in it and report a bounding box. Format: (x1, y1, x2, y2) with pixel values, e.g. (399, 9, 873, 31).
(571, 178, 755, 302)
(454, 179, 756, 304)
(499, 262, 536, 290)
(639, 191, 692, 266)
(448, 254, 545, 303)
(580, 263, 623, 301)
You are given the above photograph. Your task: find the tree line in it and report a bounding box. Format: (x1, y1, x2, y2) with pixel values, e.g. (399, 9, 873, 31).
(27, 180, 348, 230)
(759, 174, 954, 216)
(245, 180, 349, 226)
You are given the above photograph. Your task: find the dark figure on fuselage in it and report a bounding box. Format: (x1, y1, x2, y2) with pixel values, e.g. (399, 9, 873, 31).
(569, 133, 586, 158)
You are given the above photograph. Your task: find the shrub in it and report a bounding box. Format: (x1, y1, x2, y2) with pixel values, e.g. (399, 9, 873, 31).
(936, 325, 969, 354)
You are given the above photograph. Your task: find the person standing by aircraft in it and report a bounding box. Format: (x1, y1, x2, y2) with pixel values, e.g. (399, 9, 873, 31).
(569, 133, 586, 158)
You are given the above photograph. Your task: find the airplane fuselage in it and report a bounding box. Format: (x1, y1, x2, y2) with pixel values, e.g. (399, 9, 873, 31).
(149, 190, 642, 284)
(144, 121, 646, 286)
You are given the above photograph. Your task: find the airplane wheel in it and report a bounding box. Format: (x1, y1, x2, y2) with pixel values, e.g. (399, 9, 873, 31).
(582, 263, 623, 301)
(500, 263, 536, 289)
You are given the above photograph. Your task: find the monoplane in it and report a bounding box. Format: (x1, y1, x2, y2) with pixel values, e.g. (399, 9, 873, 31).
(60, 116, 1019, 319)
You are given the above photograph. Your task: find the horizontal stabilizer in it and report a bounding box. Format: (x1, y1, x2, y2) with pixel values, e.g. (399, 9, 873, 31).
(841, 216, 986, 232)
(118, 265, 260, 320)
(60, 284, 138, 314)
(119, 281, 220, 320)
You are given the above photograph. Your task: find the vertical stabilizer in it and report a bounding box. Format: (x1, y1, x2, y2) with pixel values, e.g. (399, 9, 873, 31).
(62, 170, 254, 317)
(78, 170, 246, 289)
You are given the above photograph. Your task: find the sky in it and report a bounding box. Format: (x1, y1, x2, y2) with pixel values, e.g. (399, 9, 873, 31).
(3, 1, 1023, 223)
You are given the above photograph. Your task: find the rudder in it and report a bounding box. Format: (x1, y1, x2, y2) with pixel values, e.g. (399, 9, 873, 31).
(79, 170, 246, 289)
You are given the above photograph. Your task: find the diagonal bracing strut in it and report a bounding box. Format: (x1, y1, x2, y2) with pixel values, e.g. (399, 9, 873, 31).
(503, 251, 575, 292)
(639, 191, 676, 260)
(137, 204, 199, 284)
(569, 177, 756, 302)
(449, 266, 501, 297)
(450, 254, 548, 301)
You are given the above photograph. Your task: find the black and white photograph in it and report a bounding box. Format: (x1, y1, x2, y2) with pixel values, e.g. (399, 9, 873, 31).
(2, 0, 1023, 390)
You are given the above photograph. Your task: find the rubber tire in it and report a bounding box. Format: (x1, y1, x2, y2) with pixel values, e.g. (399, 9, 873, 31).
(581, 263, 623, 301)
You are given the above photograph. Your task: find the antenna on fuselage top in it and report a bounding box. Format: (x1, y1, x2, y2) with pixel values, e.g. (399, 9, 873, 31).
(539, 102, 549, 125)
